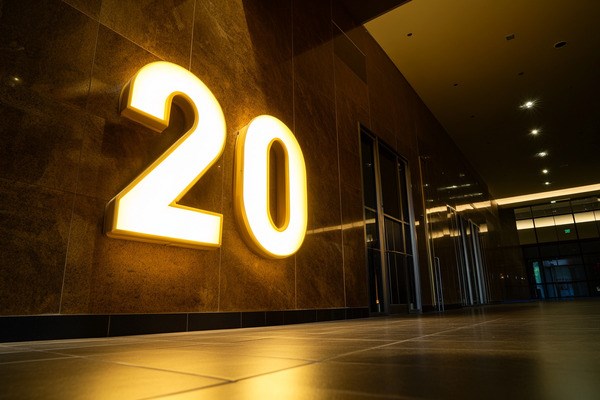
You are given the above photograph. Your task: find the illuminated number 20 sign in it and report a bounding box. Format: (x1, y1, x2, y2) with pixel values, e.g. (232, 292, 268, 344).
(104, 61, 307, 259)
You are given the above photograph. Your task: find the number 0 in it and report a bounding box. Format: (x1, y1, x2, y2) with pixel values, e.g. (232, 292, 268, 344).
(234, 116, 308, 258)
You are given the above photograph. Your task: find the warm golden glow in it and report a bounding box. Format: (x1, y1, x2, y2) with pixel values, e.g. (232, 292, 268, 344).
(496, 183, 600, 206)
(516, 212, 599, 231)
(234, 115, 307, 258)
(105, 61, 226, 248)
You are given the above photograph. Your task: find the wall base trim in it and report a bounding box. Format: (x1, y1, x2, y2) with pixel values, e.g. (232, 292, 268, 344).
(0, 307, 370, 342)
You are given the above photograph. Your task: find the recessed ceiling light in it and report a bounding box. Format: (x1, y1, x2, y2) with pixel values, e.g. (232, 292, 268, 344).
(407, 32, 413, 37)
(542, 169, 549, 174)
(537, 151, 548, 157)
(544, 181, 551, 186)
(530, 129, 540, 135)
(550, 200, 556, 204)
(554, 41, 567, 49)
(520, 100, 536, 109)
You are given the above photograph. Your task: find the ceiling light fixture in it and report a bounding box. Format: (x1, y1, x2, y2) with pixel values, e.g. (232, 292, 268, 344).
(520, 100, 536, 109)
(544, 181, 551, 186)
(537, 151, 548, 157)
(495, 183, 600, 206)
(530, 129, 540, 135)
(542, 169, 549, 174)
(554, 41, 567, 49)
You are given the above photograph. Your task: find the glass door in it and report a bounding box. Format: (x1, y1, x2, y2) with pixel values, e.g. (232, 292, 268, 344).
(360, 129, 420, 313)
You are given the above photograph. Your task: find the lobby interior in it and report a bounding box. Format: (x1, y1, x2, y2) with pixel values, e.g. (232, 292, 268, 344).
(1, 0, 599, 398)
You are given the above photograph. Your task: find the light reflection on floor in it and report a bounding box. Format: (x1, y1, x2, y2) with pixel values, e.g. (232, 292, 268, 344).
(1, 300, 599, 399)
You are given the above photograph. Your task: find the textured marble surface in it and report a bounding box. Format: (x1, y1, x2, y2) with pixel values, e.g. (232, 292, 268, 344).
(0, 0, 98, 108)
(0, 178, 72, 314)
(99, 0, 195, 66)
(2, 301, 599, 399)
(296, 230, 345, 309)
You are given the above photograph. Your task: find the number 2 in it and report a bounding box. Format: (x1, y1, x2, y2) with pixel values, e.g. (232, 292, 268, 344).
(104, 61, 226, 248)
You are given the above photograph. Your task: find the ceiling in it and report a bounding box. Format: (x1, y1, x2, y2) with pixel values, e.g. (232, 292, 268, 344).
(365, 0, 600, 201)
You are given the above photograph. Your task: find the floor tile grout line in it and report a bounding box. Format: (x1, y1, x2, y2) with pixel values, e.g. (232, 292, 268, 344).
(139, 380, 237, 400)
(0, 356, 77, 365)
(71, 353, 319, 388)
(42, 346, 317, 365)
(319, 317, 506, 363)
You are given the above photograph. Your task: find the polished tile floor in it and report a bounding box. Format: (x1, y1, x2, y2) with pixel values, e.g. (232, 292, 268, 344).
(1, 300, 599, 399)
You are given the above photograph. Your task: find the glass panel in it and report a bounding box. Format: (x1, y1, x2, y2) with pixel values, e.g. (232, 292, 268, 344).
(403, 223, 413, 255)
(365, 208, 379, 249)
(534, 216, 555, 228)
(558, 242, 579, 256)
(585, 260, 600, 280)
(552, 201, 572, 216)
(532, 204, 556, 218)
(385, 218, 395, 252)
(536, 284, 546, 299)
(557, 224, 576, 241)
(571, 265, 587, 281)
(536, 226, 558, 243)
(518, 229, 537, 245)
(581, 240, 600, 253)
(576, 222, 599, 239)
(514, 207, 532, 220)
(574, 211, 595, 223)
(378, 145, 401, 219)
(367, 248, 384, 312)
(546, 283, 557, 298)
(360, 134, 377, 209)
(539, 244, 560, 257)
(533, 261, 542, 284)
(384, 218, 403, 253)
(574, 282, 589, 296)
(388, 253, 408, 305)
(572, 197, 600, 212)
(554, 214, 574, 226)
(522, 246, 540, 260)
(516, 219, 534, 230)
(543, 264, 554, 283)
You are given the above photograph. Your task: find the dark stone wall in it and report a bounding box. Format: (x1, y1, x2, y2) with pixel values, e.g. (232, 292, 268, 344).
(0, 0, 520, 317)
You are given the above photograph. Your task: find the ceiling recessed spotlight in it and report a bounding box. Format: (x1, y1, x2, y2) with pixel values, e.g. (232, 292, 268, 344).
(530, 129, 540, 135)
(407, 32, 413, 37)
(544, 181, 551, 186)
(551, 200, 556, 204)
(537, 151, 548, 157)
(521, 100, 536, 109)
(542, 169, 549, 174)
(554, 41, 567, 49)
